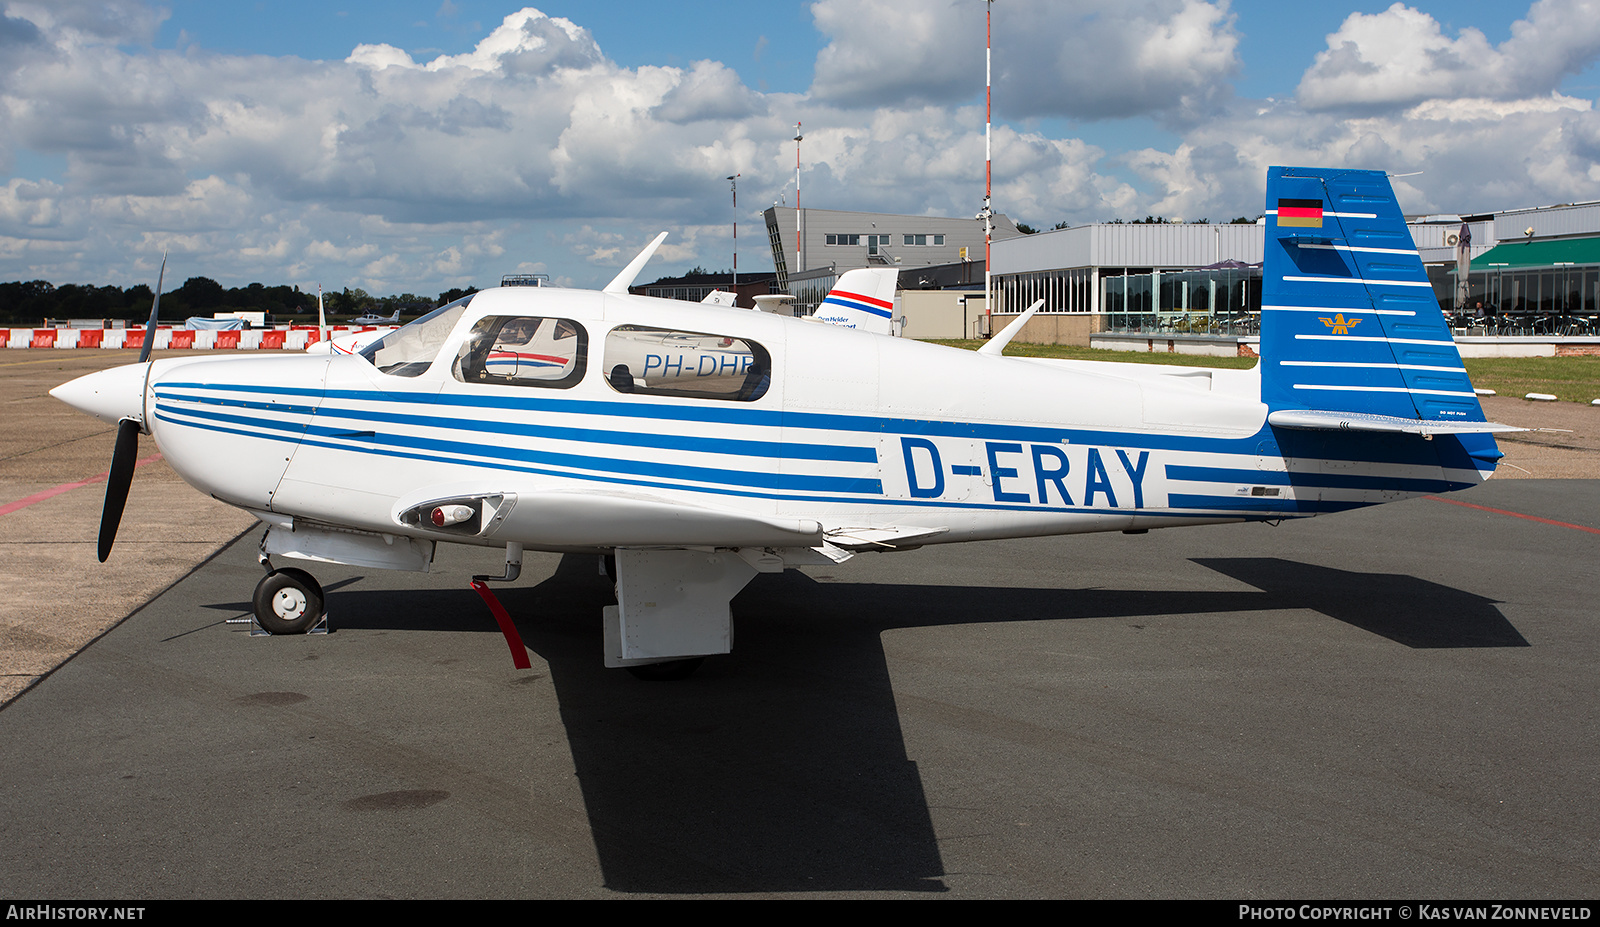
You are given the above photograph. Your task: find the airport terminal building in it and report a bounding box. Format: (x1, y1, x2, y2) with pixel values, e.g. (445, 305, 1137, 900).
(1440, 201, 1600, 336)
(988, 221, 1264, 344)
(763, 206, 1021, 317)
(764, 199, 1600, 346)
(993, 201, 1600, 345)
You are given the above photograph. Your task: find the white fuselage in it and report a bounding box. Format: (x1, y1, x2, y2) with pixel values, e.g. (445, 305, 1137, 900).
(140, 286, 1488, 556)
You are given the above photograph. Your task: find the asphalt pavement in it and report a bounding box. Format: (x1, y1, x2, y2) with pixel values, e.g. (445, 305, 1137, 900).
(0, 479, 1595, 898)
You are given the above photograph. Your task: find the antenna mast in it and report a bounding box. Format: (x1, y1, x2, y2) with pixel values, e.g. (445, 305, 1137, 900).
(984, 0, 994, 333)
(794, 122, 804, 277)
(728, 173, 739, 289)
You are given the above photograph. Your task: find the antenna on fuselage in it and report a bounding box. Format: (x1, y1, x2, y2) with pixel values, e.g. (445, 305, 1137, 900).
(603, 231, 669, 294)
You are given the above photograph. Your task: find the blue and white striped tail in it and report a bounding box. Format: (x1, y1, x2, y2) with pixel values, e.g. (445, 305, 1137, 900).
(1259, 167, 1519, 470)
(1261, 167, 1484, 423)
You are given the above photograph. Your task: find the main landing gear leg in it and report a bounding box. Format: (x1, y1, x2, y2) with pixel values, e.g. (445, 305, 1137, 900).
(604, 548, 783, 681)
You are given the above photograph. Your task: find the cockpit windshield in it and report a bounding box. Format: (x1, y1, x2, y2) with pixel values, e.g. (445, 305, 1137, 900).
(358, 294, 474, 377)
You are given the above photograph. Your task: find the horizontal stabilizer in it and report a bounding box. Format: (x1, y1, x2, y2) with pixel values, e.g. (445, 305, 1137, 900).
(752, 294, 797, 316)
(1267, 409, 1524, 437)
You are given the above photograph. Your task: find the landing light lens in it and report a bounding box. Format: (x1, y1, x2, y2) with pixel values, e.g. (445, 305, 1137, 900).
(431, 504, 474, 527)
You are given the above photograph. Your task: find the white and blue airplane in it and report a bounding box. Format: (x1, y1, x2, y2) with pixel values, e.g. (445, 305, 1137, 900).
(351, 309, 404, 326)
(52, 167, 1516, 679)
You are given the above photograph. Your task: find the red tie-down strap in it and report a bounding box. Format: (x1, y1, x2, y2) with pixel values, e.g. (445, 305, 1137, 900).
(470, 580, 532, 670)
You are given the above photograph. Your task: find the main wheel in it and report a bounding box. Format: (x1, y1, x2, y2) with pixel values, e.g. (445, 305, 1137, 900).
(625, 657, 705, 681)
(253, 568, 325, 635)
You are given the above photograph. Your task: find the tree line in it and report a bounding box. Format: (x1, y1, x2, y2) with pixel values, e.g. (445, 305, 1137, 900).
(0, 277, 476, 325)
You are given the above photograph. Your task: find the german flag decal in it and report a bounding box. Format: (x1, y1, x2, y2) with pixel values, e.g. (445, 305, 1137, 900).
(1277, 198, 1323, 228)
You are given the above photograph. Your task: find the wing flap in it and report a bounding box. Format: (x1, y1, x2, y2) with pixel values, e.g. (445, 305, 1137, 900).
(824, 525, 949, 551)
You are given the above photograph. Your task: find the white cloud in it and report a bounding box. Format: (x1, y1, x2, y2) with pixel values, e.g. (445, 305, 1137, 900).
(809, 0, 975, 108)
(424, 7, 602, 74)
(652, 60, 766, 124)
(307, 240, 380, 263)
(1, 5, 779, 227)
(7, 0, 165, 45)
(1124, 92, 1600, 221)
(1298, 0, 1600, 112)
(0, 1, 1596, 294)
(0, 178, 67, 236)
(346, 43, 417, 71)
(808, 0, 1240, 121)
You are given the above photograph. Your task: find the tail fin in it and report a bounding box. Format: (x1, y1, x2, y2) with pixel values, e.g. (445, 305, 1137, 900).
(1260, 166, 1485, 422)
(813, 268, 898, 335)
(1259, 167, 1518, 465)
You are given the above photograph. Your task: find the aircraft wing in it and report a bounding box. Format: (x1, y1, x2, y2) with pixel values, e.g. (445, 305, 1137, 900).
(392, 485, 824, 549)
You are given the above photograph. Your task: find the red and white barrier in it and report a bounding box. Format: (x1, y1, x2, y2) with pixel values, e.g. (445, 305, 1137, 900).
(3, 325, 387, 349)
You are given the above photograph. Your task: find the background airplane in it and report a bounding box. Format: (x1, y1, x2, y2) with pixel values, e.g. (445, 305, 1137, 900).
(51, 166, 1515, 679)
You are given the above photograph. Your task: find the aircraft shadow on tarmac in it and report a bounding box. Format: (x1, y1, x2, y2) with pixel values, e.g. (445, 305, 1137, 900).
(199, 552, 1521, 894)
(1192, 558, 1526, 649)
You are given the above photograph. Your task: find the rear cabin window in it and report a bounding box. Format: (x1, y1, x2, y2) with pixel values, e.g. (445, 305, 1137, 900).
(452, 316, 587, 389)
(603, 325, 770, 401)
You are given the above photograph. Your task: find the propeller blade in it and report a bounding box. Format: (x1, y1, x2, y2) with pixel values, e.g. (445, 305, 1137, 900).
(98, 419, 142, 562)
(139, 254, 166, 364)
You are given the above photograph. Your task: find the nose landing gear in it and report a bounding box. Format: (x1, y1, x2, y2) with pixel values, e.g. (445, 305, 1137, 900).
(252, 568, 327, 635)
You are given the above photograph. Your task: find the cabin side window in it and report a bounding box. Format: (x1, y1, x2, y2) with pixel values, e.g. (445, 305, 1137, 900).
(603, 325, 770, 401)
(452, 316, 587, 389)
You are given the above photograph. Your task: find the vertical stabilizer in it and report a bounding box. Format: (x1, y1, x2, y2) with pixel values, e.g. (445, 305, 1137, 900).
(813, 268, 899, 335)
(1260, 167, 1485, 425)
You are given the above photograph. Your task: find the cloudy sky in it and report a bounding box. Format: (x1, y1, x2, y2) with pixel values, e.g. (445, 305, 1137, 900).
(3, 0, 1600, 295)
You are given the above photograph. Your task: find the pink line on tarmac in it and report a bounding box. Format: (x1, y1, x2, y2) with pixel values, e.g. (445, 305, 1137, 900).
(0, 453, 163, 517)
(1427, 495, 1600, 536)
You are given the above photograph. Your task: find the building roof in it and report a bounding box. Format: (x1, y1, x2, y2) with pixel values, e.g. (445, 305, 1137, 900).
(639, 271, 776, 287)
(991, 222, 1263, 273)
(1471, 236, 1600, 269)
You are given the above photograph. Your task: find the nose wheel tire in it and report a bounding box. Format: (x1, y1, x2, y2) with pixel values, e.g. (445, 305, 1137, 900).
(253, 568, 325, 635)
